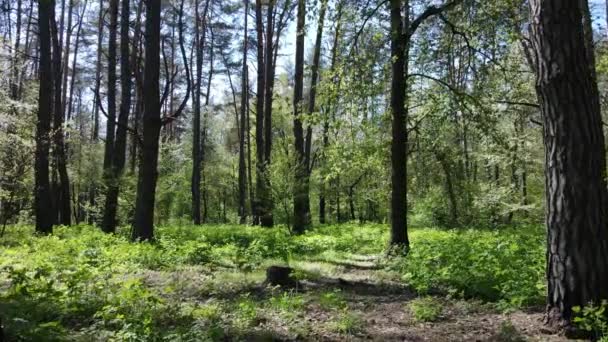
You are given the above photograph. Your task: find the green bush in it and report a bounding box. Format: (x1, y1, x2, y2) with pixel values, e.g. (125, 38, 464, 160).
(408, 297, 443, 322)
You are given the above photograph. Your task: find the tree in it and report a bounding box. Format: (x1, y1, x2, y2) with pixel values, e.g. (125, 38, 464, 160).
(388, 0, 462, 248)
(132, 0, 162, 241)
(389, 0, 408, 248)
(529, 0, 608, 327)
(192, 0, 211, 225)
(292, 0, 309, 233)
(50, 0, 71, 225)
(132, 0, 190, 240)
(102, 0, 132, 233)
(35, 0, 55, 234)
(238, 0, 250, 224)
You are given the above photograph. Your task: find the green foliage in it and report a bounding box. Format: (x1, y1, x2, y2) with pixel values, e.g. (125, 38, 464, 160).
(408, 297, 443, 322)
(318, 289, 347, 311)
(572, 301, 608, 341)
(385, 226, 545, 309)
(0, 223, 548, 340)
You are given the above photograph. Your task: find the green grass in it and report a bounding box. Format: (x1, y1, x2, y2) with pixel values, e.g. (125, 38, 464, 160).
(0, 223, 546, 340)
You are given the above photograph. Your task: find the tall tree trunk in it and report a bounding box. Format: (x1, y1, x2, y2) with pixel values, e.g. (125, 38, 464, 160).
(320, 0, 343, 224)
(202, 33, 214, 224)
(238, 0, 249, 224)
(132, 0, 161, 241)
(50, 2, 71, 225)
(92, 0, 105, 141)
(35, 0, 55, 234)
(389, 0, 409, 248)
(102, 0, 132, 233)
(129, 0, 144, 173)
(192, 0, 211, 225)
(293, 0, 309, 234)
(103, 0, 118, 174)
(260, 0, 276, 227)
(254, 0, 265, 225)
(530, 0, 608, 327)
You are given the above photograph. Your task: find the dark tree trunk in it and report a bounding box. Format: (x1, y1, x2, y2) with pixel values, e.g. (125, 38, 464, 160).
(259, 0, 276, 227)
(129, 0, 144, 173)
(192, 0, 211, 225)
(254, 0, 265, 226)
(293, 0, 309, 234)
(35, 0, 55, 234)
(103, 0, 118, 175)
(389, 0, 409, 248)
(102, 0, 132, 233)
(319, 0, 343, 225)
(238, 0, 249, 224)
(530, 0, 608, 326)
(132, 0, 161, 241)
(50, 2, 71, 226)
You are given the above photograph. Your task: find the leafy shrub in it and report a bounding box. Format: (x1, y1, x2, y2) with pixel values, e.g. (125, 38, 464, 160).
(408, 297, 443, 322)
(573, 301, 608, 341)
(385, 226, 545, 309)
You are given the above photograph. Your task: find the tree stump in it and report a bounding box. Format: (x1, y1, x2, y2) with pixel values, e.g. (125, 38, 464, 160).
(265, 266, 297, 288)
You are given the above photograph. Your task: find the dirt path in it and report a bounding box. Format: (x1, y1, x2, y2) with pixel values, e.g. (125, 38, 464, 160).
(278, 255, 571, 342)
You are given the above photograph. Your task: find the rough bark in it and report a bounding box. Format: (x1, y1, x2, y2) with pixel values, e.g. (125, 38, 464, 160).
(530, 0, 608, 327)
(389, 0, 409, 248)
(132, 0, 161, 241)
(35, 0, 55, 234)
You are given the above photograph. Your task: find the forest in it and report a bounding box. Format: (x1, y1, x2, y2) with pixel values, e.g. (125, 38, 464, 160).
(1, 0, 608, 340)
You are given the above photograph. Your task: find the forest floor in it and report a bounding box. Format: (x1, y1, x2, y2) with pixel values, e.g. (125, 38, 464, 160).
(0, 224, 575, 341)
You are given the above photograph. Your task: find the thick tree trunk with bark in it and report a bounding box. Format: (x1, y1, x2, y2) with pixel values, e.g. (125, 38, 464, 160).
(102, 0, 132, 233)
(293, 0, 310, 234)
(35, 0, 55, 234)
(389, 0, 409, 248)
(132, 0, 161, 241)
(530, 0, 608, 327)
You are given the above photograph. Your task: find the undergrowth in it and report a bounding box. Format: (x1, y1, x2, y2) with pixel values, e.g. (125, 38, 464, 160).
(0, 223, 546, 340)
